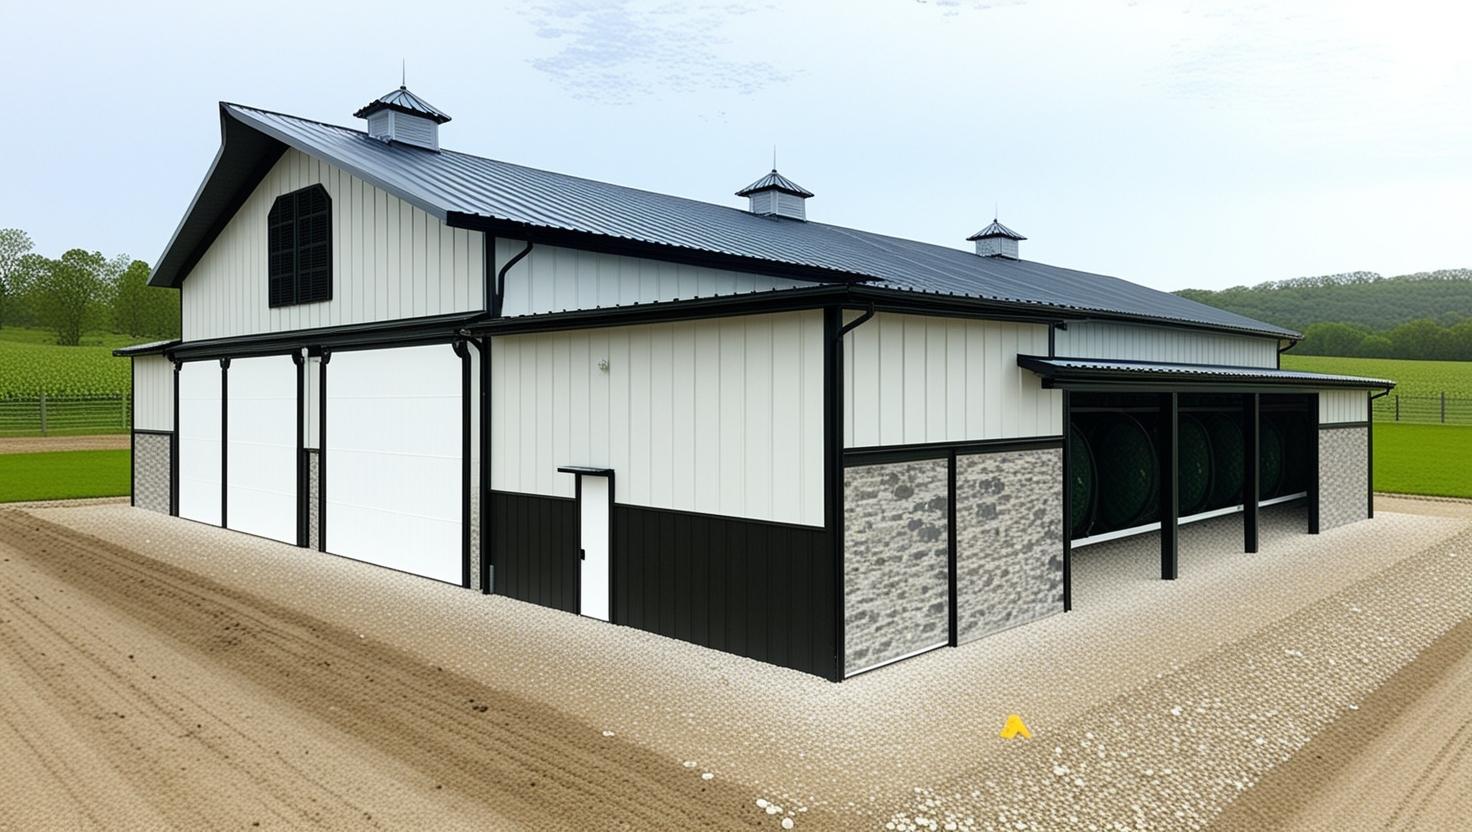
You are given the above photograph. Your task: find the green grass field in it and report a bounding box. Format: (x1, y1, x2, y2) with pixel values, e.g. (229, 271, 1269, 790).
(0, 327, 132, 399)
(0, 450, 130, 502)
(1282, 354, 1472, 398)
(1374, 423, 1472, 499)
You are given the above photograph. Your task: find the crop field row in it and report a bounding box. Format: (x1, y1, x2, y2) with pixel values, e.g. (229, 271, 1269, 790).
(1281, 354, 1472, 398)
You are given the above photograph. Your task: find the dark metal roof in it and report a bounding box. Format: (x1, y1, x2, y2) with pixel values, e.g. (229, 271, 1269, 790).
(148, 102, 1300, 340)
(112, 339, 180, 357)
(1019, 355, 1394, 390)
(352, 86, 451, 124)
(735, 169, 814, 198)
(967, 219, 1026, 241)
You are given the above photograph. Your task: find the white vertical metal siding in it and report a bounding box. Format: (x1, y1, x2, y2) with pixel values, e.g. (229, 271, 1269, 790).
(495, 239, 806, 317)
(181, 148, 484, 342)
(1319, 389, 1368, 424)
(843, 312, 1062, 448)
(304, 355, 321, 449)
(490, 311, 825, 527)
(132, 355, 174, 431)
(1053, 321, 1280, 368)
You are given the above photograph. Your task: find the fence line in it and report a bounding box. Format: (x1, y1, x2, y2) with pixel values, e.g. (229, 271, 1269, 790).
(0, 394, 132, 437)
(1372, 393, 1472, 426)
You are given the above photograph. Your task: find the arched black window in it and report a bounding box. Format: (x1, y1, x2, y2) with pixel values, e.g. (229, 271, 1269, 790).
(267, 185, 332, 307)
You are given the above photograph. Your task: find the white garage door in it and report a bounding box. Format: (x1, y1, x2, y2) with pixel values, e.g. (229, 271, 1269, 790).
(227, 355, 298, 544)
(325, 344, 462, 583)
(178, 360, 223, 526)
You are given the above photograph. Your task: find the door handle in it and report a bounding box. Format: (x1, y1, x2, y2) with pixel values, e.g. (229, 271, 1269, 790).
(580, 548, 586, 561)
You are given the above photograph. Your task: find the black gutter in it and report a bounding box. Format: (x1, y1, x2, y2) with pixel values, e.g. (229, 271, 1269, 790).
(166, 311, 484, 360)
(1019, 355, 1396, 392)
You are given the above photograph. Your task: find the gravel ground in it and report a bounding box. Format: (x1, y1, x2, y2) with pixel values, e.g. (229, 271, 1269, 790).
(1, 501, 1467, 830)
(0, 435, 129, 454)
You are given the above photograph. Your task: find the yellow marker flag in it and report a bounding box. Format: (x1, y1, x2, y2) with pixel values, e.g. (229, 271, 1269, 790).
(999, 714, 1032, 740)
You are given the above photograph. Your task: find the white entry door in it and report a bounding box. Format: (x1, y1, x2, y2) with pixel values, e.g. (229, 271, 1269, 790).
(325, 344, 462, 584)
(579, 475, 611, 621)
(178, 360, 223, 526)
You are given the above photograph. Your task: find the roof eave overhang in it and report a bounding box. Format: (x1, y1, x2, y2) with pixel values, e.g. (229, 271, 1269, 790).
(148, 106, 290, 288)
(111, 340, 181, 357)
(165, 311, 486, 361)
(1018, 355, 1395, 393)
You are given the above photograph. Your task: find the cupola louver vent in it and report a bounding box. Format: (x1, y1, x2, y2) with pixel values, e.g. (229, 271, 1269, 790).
(353, 85, 451, 152)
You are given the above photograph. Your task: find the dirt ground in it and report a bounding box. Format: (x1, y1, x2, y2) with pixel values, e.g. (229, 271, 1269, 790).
(1, 498, 1470, 830)
(0, 434, 130, 454)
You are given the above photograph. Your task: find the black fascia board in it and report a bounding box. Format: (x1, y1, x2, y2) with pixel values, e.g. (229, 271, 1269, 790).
(166, 311, 486, 360)
(445, 211, 871, 287)
(150, 107, 288, 288)
(1018, 355, 1396, 392)
(468, 284, 1083, 336)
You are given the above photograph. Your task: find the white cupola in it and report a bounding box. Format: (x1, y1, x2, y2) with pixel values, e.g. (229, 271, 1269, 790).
(736, 168, 813, 221)
(967, 218, 1026, 258)
(354, 85, 451, 152)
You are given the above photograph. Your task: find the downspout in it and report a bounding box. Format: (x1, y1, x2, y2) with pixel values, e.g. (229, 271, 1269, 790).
(491, 241, 534, 318)
(828, 300, 876, 681)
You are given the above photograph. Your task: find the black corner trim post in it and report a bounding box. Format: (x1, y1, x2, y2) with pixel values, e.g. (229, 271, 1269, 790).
(318, 351, 330, 552)
(1367, 390, 1375, 520)
(453, 339, 472, 589)
(292, 351, 306, 547)
(1159, 391, 1179, 580)
(824, 306, 845, 682)
(129, 358, 136, 507)
(171, 359, 181, 516)
(220, 358, 230, 529)
(947, 449, 958, 645)
(1243, 393, 1260, 553)
(481, 335, 493, 595)
(1061, 390, 1072, 611)
(1308, 393, 1321, 534)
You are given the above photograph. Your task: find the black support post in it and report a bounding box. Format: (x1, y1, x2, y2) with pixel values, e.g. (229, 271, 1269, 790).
(293, 352, 306, 547)
(1307, 393, 1320, 534)
(454, 340, 472, 590)
(1061, 390, 1072, 611)
(220, 358, 229, 529)
(318, 351, 330, 552)
(481, 336, 492, 594)
(171, 361, 180, 516)
(1367, 391, 1375, 520)
(823, 306, 845, 682)
(1243, 393, 1259, 553)
(1159, 392, 1179, 580)
(947, 449, 958, 646)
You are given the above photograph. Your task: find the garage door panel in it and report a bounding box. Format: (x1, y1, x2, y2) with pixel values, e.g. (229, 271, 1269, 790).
(326, 344, 462, 584)
(227, 355, 298, 545)
(178, 361, 222, 526)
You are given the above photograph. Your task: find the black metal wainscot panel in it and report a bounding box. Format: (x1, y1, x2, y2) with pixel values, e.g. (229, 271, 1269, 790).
(489, 490, 580, 613)
(614, 505, 835, 679)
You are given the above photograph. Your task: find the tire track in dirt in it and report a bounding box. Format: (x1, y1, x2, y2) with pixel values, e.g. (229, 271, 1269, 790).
(1208, 613, 1472, 831)
(0, 510, 829, 830)
(0, 559, 371, 829)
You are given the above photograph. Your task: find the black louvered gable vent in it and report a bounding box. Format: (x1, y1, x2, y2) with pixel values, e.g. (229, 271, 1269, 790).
(266, 184, 333, 307)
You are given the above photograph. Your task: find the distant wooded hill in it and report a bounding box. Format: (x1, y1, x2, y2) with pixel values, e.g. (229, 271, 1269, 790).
(1176, 269, 1472, 359)
(1175, 269, 1472, 332)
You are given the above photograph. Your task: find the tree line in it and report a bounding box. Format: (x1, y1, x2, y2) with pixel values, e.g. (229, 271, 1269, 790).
(0, 228, 179, 345)
(1293, 318, 1472, 361)
(1176, 268, 1472, 333)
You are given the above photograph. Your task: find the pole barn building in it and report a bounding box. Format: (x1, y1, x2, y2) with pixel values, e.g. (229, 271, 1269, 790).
(119, 87, 1394, 680)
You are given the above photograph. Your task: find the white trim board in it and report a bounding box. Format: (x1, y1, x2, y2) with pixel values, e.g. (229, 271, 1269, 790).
(1072, 492, 1309, 548)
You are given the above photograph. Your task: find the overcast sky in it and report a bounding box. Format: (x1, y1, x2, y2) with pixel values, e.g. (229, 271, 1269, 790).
(2, 0, 1468, 291)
